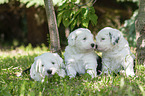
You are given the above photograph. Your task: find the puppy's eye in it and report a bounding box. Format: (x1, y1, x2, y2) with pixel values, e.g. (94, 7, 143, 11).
(52, 62, 55, 64)
(83, 37, 86, 40)
(101, 38, 105, 40)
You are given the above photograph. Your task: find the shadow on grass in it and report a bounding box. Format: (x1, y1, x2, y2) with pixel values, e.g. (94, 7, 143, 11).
(0, 53, 39, 82)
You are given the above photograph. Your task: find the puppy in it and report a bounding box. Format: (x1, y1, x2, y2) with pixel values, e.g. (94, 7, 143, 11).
(95, 27, 135, 76)
(30, 52, 66, 81)
(64, 28, 102, 78)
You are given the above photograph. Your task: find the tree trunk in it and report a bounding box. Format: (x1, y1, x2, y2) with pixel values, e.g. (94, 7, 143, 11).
(135, 0, 145, 66)
(44, 0, 61, 56)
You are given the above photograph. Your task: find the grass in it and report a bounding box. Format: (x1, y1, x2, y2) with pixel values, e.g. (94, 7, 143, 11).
(0, 45, 145, 96)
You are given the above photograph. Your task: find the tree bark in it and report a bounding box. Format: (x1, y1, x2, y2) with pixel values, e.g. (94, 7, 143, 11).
(135, 0, 145, 66)
(44, 0, 61, 56)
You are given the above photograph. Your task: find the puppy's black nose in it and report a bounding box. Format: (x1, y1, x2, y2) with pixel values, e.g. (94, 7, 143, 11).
(47, 70, 52, 74)
(96, 45, 98, 49)
(91, 43, 95, 48)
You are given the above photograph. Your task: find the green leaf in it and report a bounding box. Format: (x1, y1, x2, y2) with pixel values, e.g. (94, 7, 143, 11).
(81, 8, 87, 17)
(89, 14, 98, 26)
(76, 14, 82, 26)
(57, 1, 98, 29)
(63, 18, 70, 27)
(70, 19, 77, 31)
(63, 10, 72, 19)
(84, 8, 89, 18)
(69, 8, 82, 25)
(69, 2, 75, 9)
(89, 7, 95, 14)
(57, 11, 64, 27)
(82, 19, 89, 28)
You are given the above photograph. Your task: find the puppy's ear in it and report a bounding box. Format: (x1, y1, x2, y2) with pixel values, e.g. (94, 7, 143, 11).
(53, 53, 65, 68)
(68, 32, 77, 46)
(53, 53, 62, 62)
(34, 56, 39, 61)
(35, 59, 42, 73)
(109, 32, 120, 45)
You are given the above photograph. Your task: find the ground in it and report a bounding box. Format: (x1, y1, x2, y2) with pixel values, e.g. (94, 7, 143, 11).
(0, 45, 145, 96)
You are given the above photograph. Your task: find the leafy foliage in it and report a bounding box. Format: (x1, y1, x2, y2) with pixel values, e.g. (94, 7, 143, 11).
(120, 10, 138, 47)
(19, 0, 44, 8)
(57, 0, 98, 31)
(117, 0, 139, 47)
(0, 0, 8, 4)
(1, 0, 98, 31)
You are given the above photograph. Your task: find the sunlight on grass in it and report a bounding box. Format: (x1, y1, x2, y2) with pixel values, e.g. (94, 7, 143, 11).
(0, 43, 48, 57)
(0, 45, 145, 96)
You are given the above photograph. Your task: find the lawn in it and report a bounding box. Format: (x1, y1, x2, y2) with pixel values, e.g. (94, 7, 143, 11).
(0, 45, 145, 96)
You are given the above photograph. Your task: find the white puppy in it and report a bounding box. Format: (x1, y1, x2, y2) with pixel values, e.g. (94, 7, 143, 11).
(30, 52, 66, 81)
(95, 27, 135, 76)
(64, 28, 101, 78)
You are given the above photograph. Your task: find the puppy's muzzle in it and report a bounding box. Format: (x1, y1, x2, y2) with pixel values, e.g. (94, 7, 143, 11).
(47, 70, 52, 74)
(91, 43, 95, 48)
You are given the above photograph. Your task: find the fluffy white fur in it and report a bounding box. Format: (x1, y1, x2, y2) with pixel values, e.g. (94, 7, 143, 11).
(30, 52, 66, 81)
(64, 28, 99, 78)
(95, 27, 135, 76)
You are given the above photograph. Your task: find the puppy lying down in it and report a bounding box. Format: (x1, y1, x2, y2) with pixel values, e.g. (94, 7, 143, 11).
(96, 27, 135, 76)
(30, 52, 66, 81)
(64, 28, 102, 78)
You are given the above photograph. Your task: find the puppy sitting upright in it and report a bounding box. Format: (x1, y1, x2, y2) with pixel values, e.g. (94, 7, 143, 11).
(95, 27, 135, 76)
(64, 28, 102, 78)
